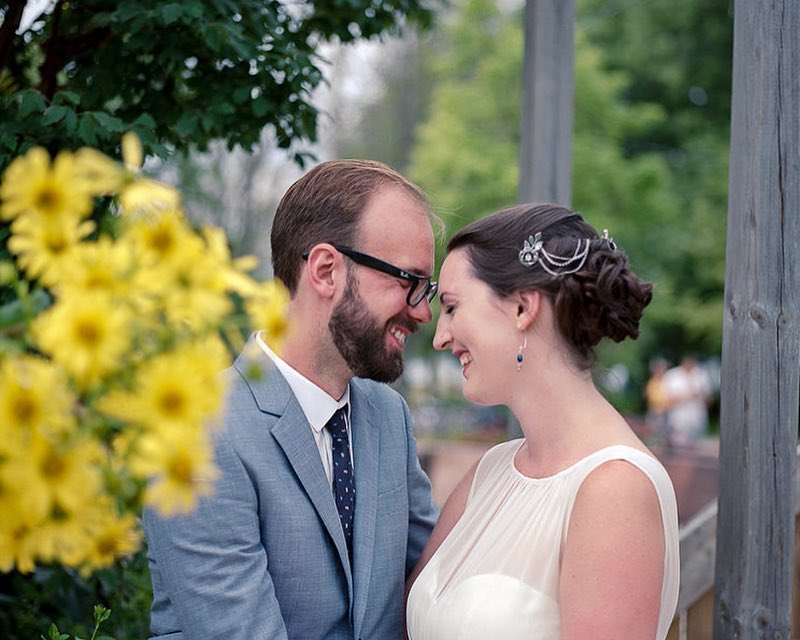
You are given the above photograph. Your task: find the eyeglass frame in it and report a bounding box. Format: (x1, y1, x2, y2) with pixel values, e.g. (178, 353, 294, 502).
(302, 244, 438, 307)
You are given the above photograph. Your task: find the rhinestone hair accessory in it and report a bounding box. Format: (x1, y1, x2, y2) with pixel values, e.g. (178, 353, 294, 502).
(602, 229, 617, 251)
(518, 231, 591, 276)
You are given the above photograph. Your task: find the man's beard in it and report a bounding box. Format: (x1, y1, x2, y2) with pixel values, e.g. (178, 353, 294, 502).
(328, 275, 415, 383)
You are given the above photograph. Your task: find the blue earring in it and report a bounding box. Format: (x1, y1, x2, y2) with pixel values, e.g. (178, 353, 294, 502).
(516, 334, 527, 371)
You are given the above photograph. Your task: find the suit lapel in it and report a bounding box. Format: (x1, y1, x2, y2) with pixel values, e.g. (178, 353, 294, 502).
(233, 335, 354, 598)
(350, 381, 380, 638)
(271, 410, 354, 590)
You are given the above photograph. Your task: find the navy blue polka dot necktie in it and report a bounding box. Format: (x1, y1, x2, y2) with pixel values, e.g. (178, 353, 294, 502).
(327, 406, 355, 557)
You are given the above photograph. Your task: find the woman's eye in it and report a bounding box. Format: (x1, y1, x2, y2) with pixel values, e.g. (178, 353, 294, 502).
(444, 305, 455, 315)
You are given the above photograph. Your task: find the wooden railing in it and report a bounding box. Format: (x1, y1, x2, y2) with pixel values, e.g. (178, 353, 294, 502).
(667, 446, 800, 639)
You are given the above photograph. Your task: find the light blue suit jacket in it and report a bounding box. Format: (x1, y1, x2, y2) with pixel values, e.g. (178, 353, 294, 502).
(143, 336, 438, 640)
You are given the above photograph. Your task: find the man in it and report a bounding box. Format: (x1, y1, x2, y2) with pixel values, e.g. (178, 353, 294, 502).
(143, 160, 440, 640)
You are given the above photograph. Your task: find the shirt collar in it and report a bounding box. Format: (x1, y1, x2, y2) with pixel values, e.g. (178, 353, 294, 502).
(256, 331, 350, 433)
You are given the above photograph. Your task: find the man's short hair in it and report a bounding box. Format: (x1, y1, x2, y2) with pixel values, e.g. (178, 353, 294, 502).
(271, 159, 430, 294)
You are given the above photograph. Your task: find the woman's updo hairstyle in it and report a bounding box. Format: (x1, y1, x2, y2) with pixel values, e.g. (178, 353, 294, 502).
(446, 203, 653, 369)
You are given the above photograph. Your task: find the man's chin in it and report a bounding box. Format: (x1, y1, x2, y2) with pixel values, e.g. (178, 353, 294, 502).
(352, 357, 404, 383)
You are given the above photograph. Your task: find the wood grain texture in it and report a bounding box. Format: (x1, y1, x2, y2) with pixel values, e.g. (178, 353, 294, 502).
(714, 1, 800, 637)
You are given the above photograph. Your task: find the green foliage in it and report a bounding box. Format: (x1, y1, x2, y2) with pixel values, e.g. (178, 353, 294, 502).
(0, 0, 437, 170)
(41, 604, 114, 640)
(0, 552, 152, 640)
(403, 0, 731, 370)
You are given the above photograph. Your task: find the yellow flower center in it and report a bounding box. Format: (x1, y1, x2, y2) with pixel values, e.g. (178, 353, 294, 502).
(74, 319, 102, 346)
(46, 234, 68, 255)
(42, 454, 66, 480)
(12, 524, 31, 541)
(96, 535, 119, 556)
(168, 454, 193, 485)
(11, 394, 39, 424)
(158, 389, 186, 418)
(150, 228, 175, 255)
(35, 186, 61, 214)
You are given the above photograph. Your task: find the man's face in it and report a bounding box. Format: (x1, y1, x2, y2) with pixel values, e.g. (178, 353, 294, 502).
(328, 184, 435, 382)
(329, 269, 416, 382)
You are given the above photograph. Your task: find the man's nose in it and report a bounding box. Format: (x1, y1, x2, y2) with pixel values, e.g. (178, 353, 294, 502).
(409, 297, 433, 324)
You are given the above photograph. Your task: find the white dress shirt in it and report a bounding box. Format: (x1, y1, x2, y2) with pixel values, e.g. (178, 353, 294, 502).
(256, 331, 352, 484)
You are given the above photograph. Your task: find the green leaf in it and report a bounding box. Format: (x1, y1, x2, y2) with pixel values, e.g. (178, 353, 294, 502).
(132, 112, 157, 129)
(94, 604, 112, 622)
(41, 105, 72, 126)
(64, 109, 78, 134)
(16, 89, 46, 119)
(158, 3, 185, 25)
(252, 97, 270, 117)
(90, 111, 126, 133)
(0, 289, 51, 329)
(232, 87, 251, 104)
(52, 91, 81, 107)
(77, 114, 98, 145)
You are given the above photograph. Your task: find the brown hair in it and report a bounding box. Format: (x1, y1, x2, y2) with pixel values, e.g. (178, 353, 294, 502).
(447, 203, 653, 369)
(271, 159, 430, 294)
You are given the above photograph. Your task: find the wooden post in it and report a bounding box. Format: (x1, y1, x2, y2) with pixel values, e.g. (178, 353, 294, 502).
(713, 2, 800, 638)
(518, 0, 575, 206)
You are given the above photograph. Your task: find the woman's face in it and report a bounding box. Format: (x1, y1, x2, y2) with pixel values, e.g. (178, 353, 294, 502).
(433, 249, 520, 405)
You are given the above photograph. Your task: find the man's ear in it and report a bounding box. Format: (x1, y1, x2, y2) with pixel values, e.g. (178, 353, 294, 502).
(514, 289, 541, 331)
(305, 244, 342, 299)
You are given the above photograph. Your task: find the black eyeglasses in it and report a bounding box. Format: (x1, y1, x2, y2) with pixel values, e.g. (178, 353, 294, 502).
(303, 244, 438, 307)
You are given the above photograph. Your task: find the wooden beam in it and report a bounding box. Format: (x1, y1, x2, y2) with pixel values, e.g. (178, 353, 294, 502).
(714, 2, 800, 638)
(518, 0, 575, 206)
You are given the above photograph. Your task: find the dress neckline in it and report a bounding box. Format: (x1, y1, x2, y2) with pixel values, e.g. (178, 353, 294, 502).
(509, 440, 655, 483)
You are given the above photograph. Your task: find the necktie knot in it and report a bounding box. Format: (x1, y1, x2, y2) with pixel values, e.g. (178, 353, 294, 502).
(326, 405, 355, 558)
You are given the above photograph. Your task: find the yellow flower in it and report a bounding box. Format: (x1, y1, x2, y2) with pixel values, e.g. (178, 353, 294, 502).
(121, 131, 144, 171)
(203, 226, 260, 296)
(74, 147, 125, 195)
(0, 520, 40, 573)
(119, 178, 180, 214)
(0, 147, 93, 222)
(56, 235, 154, 315)
(123, 207, 196, 266)
(33, 293, 131, 389)
(81, 509, 142, 572)
(99, 338, 228, 431)
(162, 245, 233, 329)
(134, 428, 218, 515)
(36, 504, 92, 568)
(8, 214, 96, 286)
(0, 355, 75, 441)
(18, 433, 104, 519)
(247, 279, 291, 352)
(125, 217, 236, 329)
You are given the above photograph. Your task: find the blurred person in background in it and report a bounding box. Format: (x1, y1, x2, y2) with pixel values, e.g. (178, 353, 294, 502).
(663, 355, 711, 446)
(644, 357, 672, 446)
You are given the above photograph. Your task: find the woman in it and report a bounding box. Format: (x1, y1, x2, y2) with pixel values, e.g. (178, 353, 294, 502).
(406, 204, 679, 639)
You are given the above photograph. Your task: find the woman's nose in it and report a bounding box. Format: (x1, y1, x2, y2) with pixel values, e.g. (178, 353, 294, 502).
(432, 317, 450, 351)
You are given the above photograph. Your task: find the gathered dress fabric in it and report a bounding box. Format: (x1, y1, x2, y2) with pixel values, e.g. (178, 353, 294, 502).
(406, 440, 680, 640)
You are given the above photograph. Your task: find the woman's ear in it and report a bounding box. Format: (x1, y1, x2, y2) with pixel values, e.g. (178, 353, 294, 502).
(514, 290, 541, 331)
(305, 244, 341, 299)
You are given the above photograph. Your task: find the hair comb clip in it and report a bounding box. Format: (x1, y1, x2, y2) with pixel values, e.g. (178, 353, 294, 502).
(518, 232, 543, 267)
(519, 230, 589, 276)
(602, 229, 617, 251)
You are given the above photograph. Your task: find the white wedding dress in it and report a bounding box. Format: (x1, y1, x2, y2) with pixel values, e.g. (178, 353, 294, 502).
(406, 440, 680, 640)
